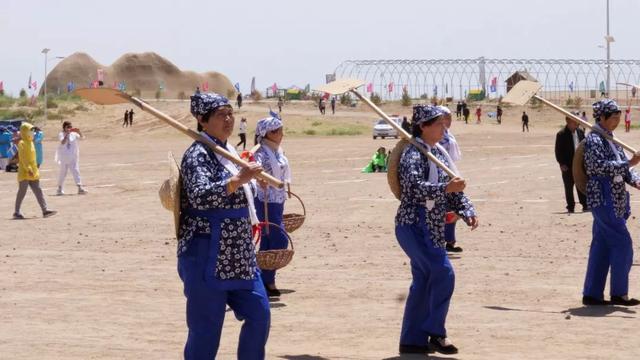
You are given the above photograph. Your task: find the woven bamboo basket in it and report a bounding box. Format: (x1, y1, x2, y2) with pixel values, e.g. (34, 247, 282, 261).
(255, 222, 295, 270)
(283, 191, 306, 233)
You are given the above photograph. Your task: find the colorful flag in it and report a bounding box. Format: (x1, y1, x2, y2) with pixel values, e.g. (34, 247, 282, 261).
(304, 84, 310, 93)
(568, 81, 574, 92)
(271, 83, 277, 93)
(91, 81, 98, 89)
(0, 81, 3, 92)
(28, 73, 32, 89)
(388, 82, 394, 93)
(250, 77, 256, 94)
(203, 82, 209, 91)
(31, 81, 38, 90)
(234, 83, 240, 92)
(366, 83, 373, 93)
(97, 69, 104, 82)
(490, 77, 497, 92)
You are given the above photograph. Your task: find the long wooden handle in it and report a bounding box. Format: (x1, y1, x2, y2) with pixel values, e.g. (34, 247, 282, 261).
(533, 95, 638, 153)
(350, 90, 459, 179)
(130, 97, 284, 188)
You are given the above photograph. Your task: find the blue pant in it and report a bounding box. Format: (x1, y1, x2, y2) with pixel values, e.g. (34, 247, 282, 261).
(583, 203, 634, 299)
(178, 238, 270, 360)
(395, 223, 455, 345)
(254, 198, 288, 285)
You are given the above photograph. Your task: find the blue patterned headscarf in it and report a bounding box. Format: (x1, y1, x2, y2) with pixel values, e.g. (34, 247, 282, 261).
(256, 117, 283, 140)
(190, 92, 230, 117)
(592, 99, 620, 120)
(413, 104, 444, 125)
(436, 105, 451, 115)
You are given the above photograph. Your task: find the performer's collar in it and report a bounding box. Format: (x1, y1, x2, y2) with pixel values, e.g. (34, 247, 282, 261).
(201, 132, 227, 148)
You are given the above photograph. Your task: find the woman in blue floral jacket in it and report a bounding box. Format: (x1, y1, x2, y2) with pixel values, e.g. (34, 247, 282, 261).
(177, 92, 270, 359)
(395, 105, 478, 355)
(582, 99, 640, 307)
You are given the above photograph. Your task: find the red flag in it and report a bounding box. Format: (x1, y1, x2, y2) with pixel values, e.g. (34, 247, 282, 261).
(388, 82, 394, 93)
(366, 83, 373, 93)
(31, 81, 38, 90)
(203, 81, 209, 91)
(271, 83, 277, 93)
(0, 81, 4, 92)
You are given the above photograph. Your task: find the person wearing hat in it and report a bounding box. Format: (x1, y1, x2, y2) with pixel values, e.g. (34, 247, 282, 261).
(395, 105, 478, 355)
(582, 99, 640, 307)
(13, 122, 57, 219)
(253, 115, 292, 297)
(177, 92, 270, 359)
(437, 105, 464, 253)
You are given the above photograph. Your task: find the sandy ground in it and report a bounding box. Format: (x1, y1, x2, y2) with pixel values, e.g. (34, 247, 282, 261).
(1, 100, 639, 359)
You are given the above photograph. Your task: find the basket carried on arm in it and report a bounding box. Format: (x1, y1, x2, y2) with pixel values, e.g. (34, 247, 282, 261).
(254, 222, 295, 270)
(283, 191, 306, 233)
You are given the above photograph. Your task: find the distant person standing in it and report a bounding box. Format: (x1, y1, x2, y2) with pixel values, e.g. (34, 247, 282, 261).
(555, 116, 587, 213)
(475, 106, 482, 124)
(277, 96, 284, 113)
(33, 127, 44, 168)
(237, 92, 243, 109)
(522, 111, 529, 132)
(455, 101, 462, 120)
(195, 86, 201, 94)
(401, 116, 411, 133)
(330, 96, 336, 114)
(581, 111, 588, 123)
(496, 105, 503, 124)
(123, 110, 129, 127)
(624, 107, 632, 132)
(318, 98, 326, 115)
(56, 121, 87, 195)
(237, 117, 248, 151)
(13, 122, 57, 219)
(129, 109, 135, 126)
(462, 105, 470, 124)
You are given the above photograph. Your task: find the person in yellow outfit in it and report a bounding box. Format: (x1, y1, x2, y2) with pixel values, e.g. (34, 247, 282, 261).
(13, 122, 57, 219)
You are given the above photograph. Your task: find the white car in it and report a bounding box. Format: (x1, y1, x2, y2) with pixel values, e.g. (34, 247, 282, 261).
(372, 117, 401, 139)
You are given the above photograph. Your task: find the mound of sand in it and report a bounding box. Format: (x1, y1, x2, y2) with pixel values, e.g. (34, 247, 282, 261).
(42, 51, 234, 98)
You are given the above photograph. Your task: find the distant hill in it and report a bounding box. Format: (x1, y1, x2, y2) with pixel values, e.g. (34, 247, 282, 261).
(42, 51, 235, 98)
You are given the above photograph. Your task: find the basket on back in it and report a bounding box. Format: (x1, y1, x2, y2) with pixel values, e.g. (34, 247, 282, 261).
(254, 222, 295, 270)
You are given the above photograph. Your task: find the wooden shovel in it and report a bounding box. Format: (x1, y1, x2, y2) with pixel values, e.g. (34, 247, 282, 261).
(502, 80, 637, 153)
(314, 79, 459, 178)
(74, 88, 284, 188)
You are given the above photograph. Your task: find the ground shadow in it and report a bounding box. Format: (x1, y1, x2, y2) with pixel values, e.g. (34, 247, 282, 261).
(278, 355, 330, 360)
(278, 289, 296, 294)
(270, 302, 287, 309)
(485, 305, 636, 319)
(383, 355, 459, 360)
(562, 306, 636, 318)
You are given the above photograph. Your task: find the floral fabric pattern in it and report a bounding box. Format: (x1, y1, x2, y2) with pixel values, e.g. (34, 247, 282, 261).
(253, 144, 290, 204)
(190, 92, 230, 117)
(584, 129, 639, 218)
(178, 141, 257, 281)
(395, 142, 476, 248)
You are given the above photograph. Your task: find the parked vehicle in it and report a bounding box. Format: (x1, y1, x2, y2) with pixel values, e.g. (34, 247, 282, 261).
(372, 116, 401, 139)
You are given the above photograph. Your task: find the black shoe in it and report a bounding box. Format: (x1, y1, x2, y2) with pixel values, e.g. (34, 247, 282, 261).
(582, 296, 610, 306)
(446, 244, 463, 253)
(399, 344, 432, 354)
(429, 337, 458, 355)
(567, 208, 575, 213)
(42, 210, 57, 218)
(582, 206, 591, 212)
(12, 213, 25, 220)
(610, 296, 640, 306)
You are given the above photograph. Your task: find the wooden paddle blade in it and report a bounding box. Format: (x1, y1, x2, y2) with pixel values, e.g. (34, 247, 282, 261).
(314, 78, 365, 95)
(502, 80, 543, 106)
(74, 88, 133, 105)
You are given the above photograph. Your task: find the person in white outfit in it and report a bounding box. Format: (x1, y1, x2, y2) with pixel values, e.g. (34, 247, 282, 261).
(56, 121, 87, 195)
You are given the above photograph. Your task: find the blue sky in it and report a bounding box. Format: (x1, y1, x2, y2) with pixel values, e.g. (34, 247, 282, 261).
(1, 0, 638, 96)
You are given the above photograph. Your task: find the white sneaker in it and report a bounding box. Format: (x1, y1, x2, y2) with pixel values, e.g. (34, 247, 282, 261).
(56, 188, 64, 196)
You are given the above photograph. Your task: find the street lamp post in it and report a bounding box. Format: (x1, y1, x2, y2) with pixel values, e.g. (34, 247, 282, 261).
(604, 0, 615, 96)
(41, 48, 50, 122)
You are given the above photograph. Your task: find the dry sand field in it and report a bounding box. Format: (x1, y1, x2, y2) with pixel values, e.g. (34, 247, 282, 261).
(1, 99, 639, 359)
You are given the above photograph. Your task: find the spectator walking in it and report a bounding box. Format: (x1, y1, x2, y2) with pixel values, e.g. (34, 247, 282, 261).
(318, 98, 326, 115)
(128, 109, 135, 126)
(455, 101, 462, 120)
(277, 97, 283, 113)
(123, 110, 129, 127)
(496, 105, 503, 124)
(462, 105, 470, 124)
(625, 107, 632, 132)
(237, 93, 243, 109)
(555, 116, 587, 212)
(237, 117, 248, 151)
(330, 96, 336, 114)
(522, 111, 529, 132)
(475, 106, 482, 124)
(55, 121, 87, 195)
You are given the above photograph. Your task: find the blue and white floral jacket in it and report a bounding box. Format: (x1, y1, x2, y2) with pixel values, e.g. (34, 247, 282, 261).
(395, 142, 476, 248)
(584, 128, 640, 218)
(177, 140, 257, 282)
